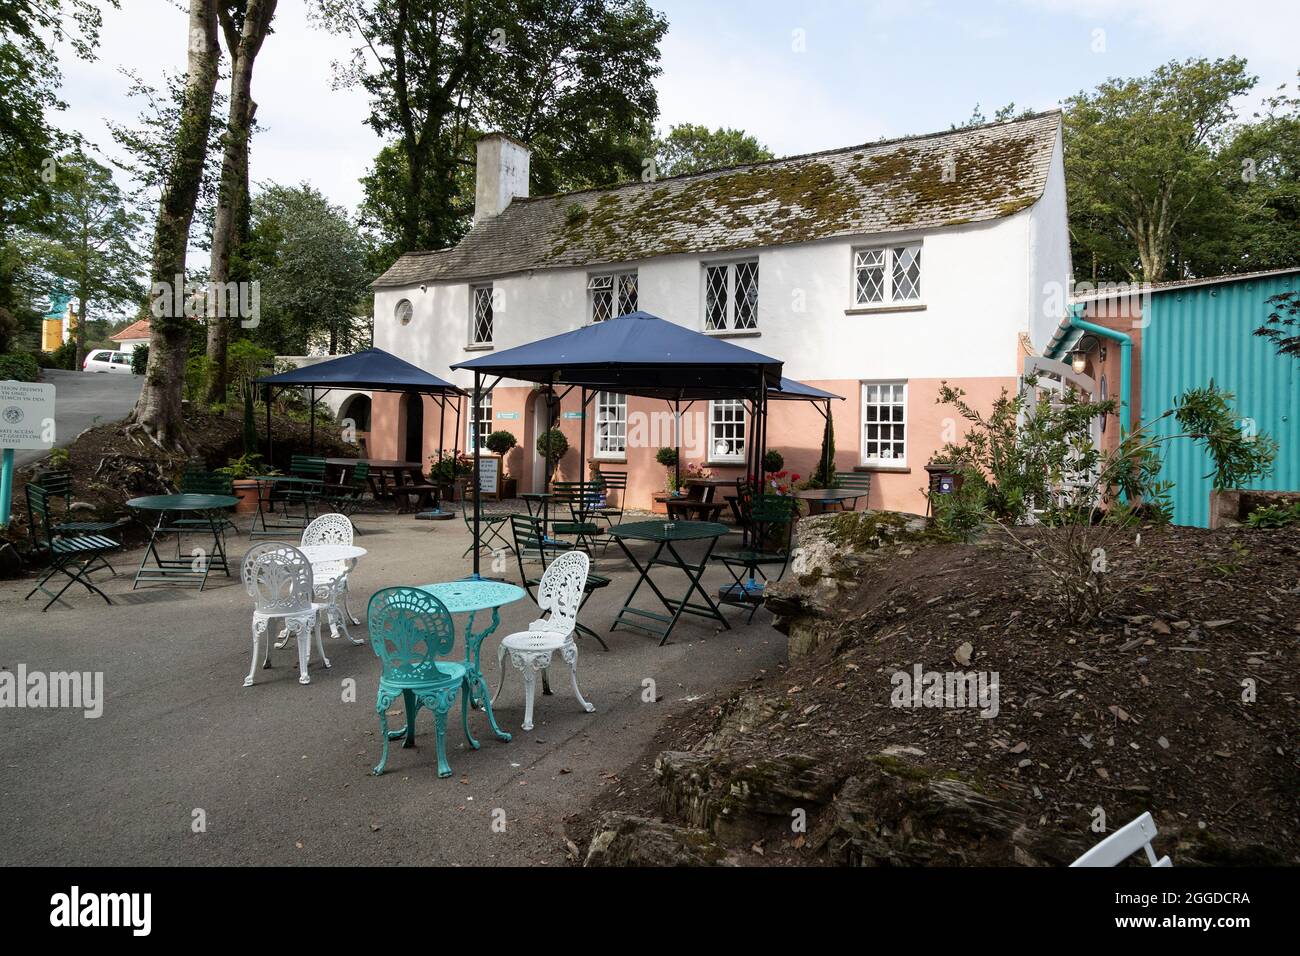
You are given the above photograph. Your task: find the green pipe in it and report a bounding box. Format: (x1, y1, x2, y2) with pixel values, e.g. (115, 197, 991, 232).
(1050, 310, 1132, 430)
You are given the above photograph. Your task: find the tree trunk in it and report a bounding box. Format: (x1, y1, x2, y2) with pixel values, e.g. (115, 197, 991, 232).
(207, 0, 277, 406)
(130, 0, 220, 448)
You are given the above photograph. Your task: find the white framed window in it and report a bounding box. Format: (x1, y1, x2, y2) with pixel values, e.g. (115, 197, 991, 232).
(588, 271, 637, 323)
(861, 382, 907, 466)
(468, 389, 493, 450)
(471, 285, 494, 344)
(703, 259, 759, 331)
(853, 244, 922, 306)
(709, 399, 746, 463)
(594, 391, 627, 458)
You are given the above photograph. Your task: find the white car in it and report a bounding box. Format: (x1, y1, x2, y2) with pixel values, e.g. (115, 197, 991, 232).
(83, 349, 135, 374)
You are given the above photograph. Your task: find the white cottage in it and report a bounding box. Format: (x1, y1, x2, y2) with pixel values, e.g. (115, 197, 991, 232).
(370, 112, 1071, 513)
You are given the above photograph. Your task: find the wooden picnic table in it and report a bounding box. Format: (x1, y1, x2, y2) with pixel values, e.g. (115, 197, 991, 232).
(325, 458, 426, 501)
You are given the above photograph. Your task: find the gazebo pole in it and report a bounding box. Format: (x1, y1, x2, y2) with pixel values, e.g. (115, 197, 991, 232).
(673, 397, 681, 493)
(472, 372, 482, 578)
(309, 387, 316, 454)
(264, 386, 273, 463)
(823, 398, 832, 481)
(579, 387, 588, 486)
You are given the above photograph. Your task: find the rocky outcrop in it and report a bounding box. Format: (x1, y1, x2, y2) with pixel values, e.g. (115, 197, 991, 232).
(584, 812, 725, 867)
(766, 510, 930, 657)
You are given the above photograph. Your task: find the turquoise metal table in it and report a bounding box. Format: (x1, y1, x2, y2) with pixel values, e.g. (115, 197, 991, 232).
(127, 493, 239, 590)
(416, 578, 525, 743)
(608, 519, 731, 644)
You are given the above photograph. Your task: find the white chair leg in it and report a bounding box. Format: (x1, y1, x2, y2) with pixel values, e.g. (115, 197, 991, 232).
(520, 666, 536, 732)
(343, 589, 361, 627)
(244, 619, 262, 687)
(314, 614, 331, 670)
(563, 642, 595, 713)
(295, 618, 312, 685)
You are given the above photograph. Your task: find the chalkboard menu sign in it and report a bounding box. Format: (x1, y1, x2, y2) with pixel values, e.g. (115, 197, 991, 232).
(477, 454, 501, 499)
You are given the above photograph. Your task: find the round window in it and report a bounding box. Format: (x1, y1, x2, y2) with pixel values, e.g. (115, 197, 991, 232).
(395, 299, 413, 326)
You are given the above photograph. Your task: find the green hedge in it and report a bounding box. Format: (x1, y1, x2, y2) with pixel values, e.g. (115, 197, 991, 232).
(0, 351, 41, 382)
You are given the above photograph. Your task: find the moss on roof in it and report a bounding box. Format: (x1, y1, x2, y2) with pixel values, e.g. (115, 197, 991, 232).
(374, 111, 1061, 288)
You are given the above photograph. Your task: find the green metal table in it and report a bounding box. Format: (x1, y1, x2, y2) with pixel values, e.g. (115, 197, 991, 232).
(608, 519, 731, 644)
(248, 475, 318, 538)
(415, 578, 525, 745)
(127, 493, 239, 590)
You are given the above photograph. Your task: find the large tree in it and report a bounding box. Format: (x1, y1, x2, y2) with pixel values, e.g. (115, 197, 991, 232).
(206, 0, 278, 403)
(23, 149, 143, 367)
(312, 0, 666, 263)
(1063, 57, 1256, 283)
(0, 0, 115, 346)
(243, 183, 373, 355)
(650, 123, 774, 178)
(129, 0, 221, 447)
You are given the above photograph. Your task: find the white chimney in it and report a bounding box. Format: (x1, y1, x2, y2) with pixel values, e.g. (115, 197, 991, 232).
(474, 133, 531, 223)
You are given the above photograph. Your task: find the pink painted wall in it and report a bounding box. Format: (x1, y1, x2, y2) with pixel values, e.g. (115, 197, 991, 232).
(371, 377, 1019, 515)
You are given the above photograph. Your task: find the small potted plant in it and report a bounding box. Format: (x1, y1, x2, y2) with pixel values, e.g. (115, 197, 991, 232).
(217, 453, 273, 513)
(763, 449, 785, 474)
(656, 447, 680, 494)
(485, 429, 519, 498)
(536, 428, 569, 483)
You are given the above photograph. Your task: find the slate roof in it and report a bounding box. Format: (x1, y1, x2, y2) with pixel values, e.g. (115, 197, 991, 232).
(374, 111, 1062, 289)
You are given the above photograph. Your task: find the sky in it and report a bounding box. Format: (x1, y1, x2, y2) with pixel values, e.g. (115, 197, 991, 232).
(55, 0, 1299, 220)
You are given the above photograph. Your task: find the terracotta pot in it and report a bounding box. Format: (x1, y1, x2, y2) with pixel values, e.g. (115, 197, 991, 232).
(230, 479, 260, 514)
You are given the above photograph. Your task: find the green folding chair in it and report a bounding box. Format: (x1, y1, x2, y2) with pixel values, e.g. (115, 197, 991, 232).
(460, 495, 513, 559)
(710, 494, 797, 623)
(550, 481, 606, 553)
(24, 485, 120, 612)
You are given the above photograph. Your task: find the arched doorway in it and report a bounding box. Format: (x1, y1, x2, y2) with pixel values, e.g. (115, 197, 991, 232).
(401, 393, 424, 464)
(339, 393, 371, 431)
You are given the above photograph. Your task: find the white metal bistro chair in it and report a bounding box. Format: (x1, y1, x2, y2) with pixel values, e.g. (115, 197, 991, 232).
(301, 512, 362, 644)
(241, 543, 331, 687)
(1069, 811, 1172, 867)
(493, 549, 595, 731)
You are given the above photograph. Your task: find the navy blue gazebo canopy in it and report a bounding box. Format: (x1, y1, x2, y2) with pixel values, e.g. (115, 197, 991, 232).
(255, 347, 464, 395)
(451, 311, 783, 397)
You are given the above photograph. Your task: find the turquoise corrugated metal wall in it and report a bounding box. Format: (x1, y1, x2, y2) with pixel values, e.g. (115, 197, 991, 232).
(1141, 273, 1300, 527)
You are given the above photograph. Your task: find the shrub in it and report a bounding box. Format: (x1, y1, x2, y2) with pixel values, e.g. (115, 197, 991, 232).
(132, 343, 149, 375)
(931, 470, 989, 542)
(485, 430, 517, 456)
(937, 378, 1275, 624)
(655, 447, 678, 467)
(1246, 501, 1300, 529)
(50, 339, 76, 370)
(763, 449, 784, 473)
(537, 428, 569, 463)
(0, 351, 41, 382)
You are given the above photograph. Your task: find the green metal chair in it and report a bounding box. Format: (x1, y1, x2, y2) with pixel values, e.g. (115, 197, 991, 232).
(176, 465, 240, 539)
(550, 481, 605, 553)
(831, 471, 872, 510)
(322, 460, 370, 520)
(24, 484, 120, 612)
(710, 494, 797, 623)
(460, 494, 512, 559)
(589, 471, 627, 553)
(284, 454, 327, 517)
(26, 471, 123, 575)
(509, 513, 609, 650)
(367, 586, 477, 778)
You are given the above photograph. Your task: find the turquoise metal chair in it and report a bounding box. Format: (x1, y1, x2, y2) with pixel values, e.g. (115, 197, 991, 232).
(368, 586, 478, 778)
